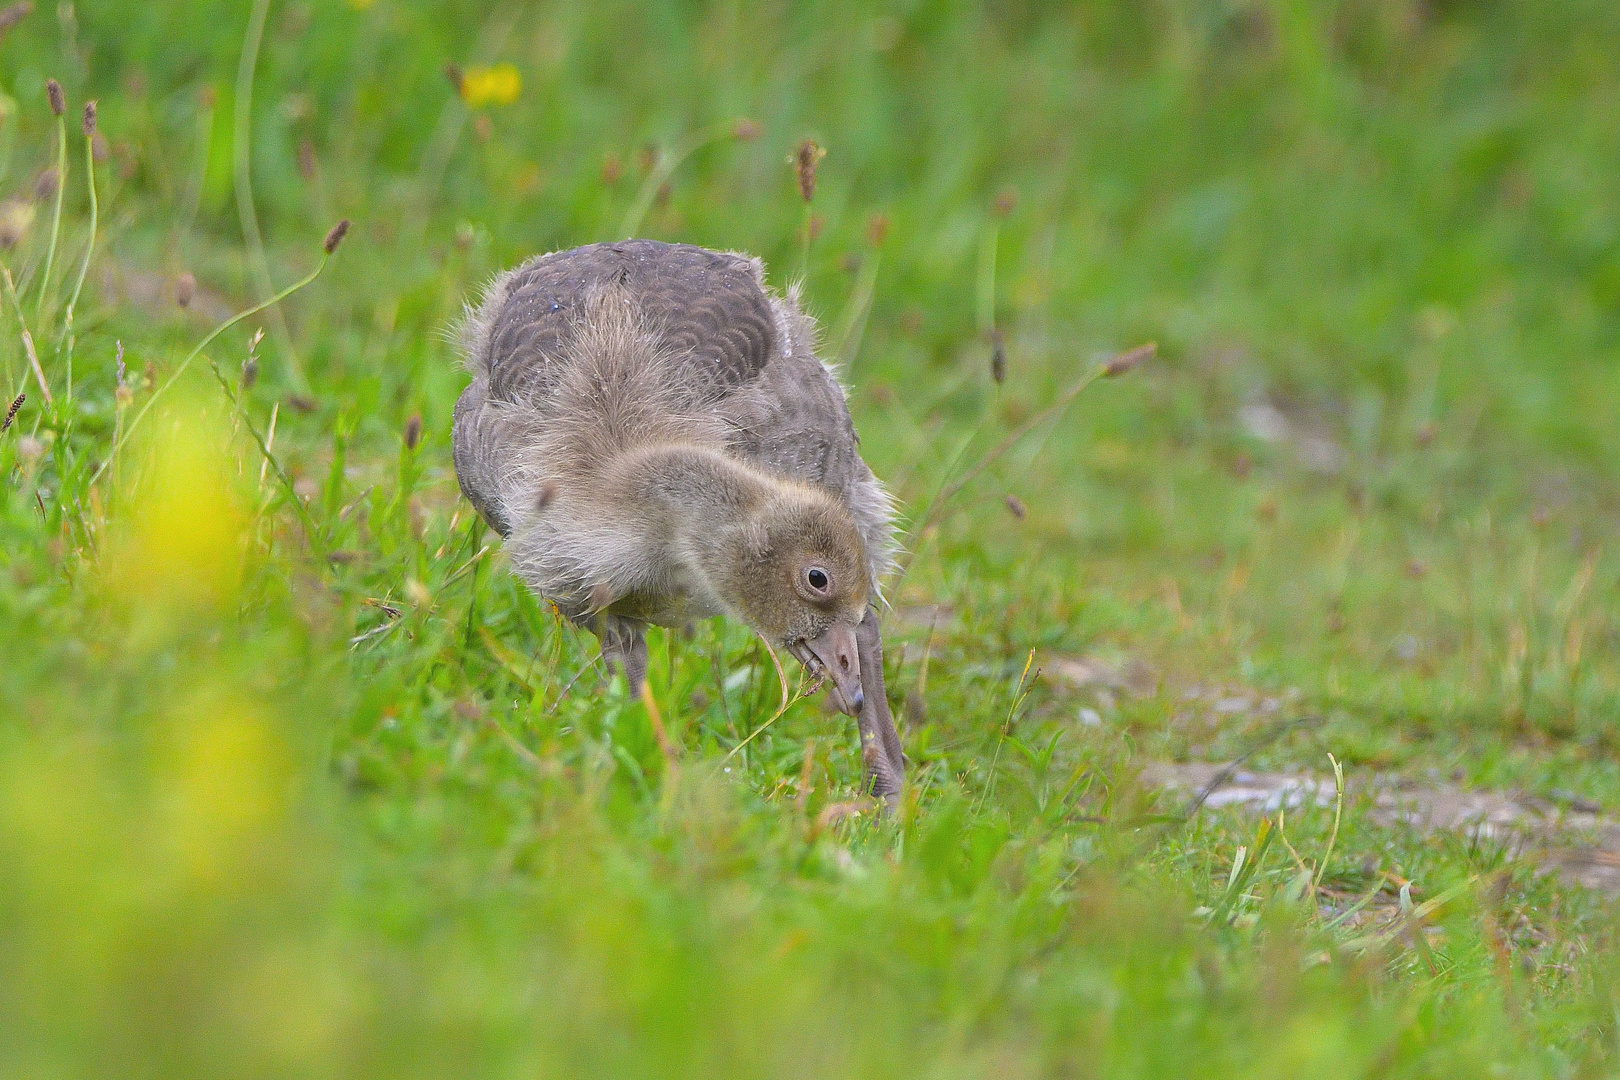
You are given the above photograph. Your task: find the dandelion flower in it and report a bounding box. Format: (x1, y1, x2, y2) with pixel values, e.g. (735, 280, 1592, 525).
(459, 63, 521, 108)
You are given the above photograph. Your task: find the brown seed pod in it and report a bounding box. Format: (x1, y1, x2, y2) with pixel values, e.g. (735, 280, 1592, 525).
(1102, 342, 1155, 377)
(2, 392, 23, 433)
(1003, 494, 1027, 520)
(46, 78, 64, 117)
(175, 271, 196, 309)
(795, 139, 825, 203)
(33, 168, 58, 201)
(990, 333, 1007, 384)
(323, 219, 350, 254)
(81, 100, 96, 137)
(404, 413, 422, 450)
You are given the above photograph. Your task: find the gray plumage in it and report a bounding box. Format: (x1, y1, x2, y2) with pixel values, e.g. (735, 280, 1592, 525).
(452, 240, 904, 803)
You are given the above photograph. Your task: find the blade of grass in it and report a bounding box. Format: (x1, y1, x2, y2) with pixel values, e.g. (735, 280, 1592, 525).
(894, 343, 1154, 586)
(724, 634, 805, 763)
(91, 230, 342, 490)
(1314, 753, 1345, 890)
(2, 266, 52, 410)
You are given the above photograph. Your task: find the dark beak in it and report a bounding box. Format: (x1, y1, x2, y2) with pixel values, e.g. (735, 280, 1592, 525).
(801, 623, 863, 715)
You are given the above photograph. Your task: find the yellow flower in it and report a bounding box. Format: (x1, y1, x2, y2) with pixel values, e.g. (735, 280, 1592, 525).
(460, 63, 522, 108)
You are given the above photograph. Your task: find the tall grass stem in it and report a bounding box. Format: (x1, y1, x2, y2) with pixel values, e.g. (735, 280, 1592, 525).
(36, 113, 66, 319)
(91, 249, 334, 489)
(618, 122, 737, 239)
(2, 266, 52, 409)
(59, 124, 99, 401)
(892, 345, 1152, 586)
(177, 88, 215, 249)
(234, 0, 303, 387)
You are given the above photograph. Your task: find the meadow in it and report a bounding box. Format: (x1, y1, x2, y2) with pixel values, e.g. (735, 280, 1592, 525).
(3, 1, 1620, 1075)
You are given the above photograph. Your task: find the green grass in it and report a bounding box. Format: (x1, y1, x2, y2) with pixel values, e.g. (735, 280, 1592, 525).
(3, 1, 1620, 1075)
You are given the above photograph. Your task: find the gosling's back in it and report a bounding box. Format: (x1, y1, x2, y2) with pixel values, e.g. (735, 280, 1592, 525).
(451, 240, 894, 583)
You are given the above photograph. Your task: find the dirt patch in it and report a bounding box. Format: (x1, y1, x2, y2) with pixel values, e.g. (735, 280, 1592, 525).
(1141, 761, 1620, 894)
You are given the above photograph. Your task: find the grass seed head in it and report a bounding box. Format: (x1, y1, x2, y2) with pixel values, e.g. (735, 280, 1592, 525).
(990, 332, 1007, 384)
(114, 342, 131, 405)
(731, 118, 761, 141)
(323, 219, 350, 255)
(795, 139, 825, 202)
(2, 392, 22, 433)
(1102, 342, 1155, 377)
(175, 271, 196, 309)
(81, 100, 96, 137)
(33, 168, 58, 201)
(1004, 494, 1027, 519)
(404, 413, 422, 450)
(46, 78, 64, 116)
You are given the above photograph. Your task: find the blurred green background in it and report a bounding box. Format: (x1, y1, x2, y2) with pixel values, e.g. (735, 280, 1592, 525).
(2, 1, 1619, 1076)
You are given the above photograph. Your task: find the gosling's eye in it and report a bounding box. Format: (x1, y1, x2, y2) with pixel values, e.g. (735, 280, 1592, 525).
(805, 567, 830, 593)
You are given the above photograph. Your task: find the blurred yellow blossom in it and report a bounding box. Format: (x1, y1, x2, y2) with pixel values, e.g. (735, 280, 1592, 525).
(106, 393, 244, 615)
(460, 63, 522, 107)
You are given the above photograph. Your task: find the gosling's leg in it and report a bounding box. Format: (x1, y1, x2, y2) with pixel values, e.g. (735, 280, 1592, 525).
(854, 607, 905, 810)
(599, 616, 649, 700)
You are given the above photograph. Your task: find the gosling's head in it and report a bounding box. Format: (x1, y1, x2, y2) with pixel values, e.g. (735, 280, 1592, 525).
(712, 487, 872, 713)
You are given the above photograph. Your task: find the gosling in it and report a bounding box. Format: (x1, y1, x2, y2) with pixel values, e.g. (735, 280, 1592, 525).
(452, 240, 904, 803)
